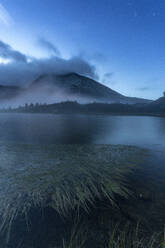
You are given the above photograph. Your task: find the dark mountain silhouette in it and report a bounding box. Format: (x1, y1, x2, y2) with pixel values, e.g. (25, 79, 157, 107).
(0, 85, 22, 100)
(0, 73, 151, 104)
(144, 95, 165, 112)
(29, 73, 151, 104)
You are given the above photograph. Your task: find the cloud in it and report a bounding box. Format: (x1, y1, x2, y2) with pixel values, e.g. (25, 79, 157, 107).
(37, 37, 61, 56)
(0, 3, 13, 26)
(137, 87, 150, 91)
(137, 78, 159, 92)
(0, 40, 27, 62)
(102, 72, 114, 85)
(0, 40, 97, 86)
(104, 72, 114, 79)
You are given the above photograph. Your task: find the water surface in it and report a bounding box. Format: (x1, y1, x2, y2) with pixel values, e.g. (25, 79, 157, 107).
(0, 113, 165, 150)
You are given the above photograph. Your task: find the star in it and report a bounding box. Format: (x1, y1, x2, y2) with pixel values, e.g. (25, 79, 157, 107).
(133, 10, 138, 18)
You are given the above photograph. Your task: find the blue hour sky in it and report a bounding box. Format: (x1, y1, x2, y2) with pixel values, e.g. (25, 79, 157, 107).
(0, 0, 165, 99)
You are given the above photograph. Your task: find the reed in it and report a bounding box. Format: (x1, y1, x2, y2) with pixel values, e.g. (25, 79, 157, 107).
(0, 143, 149, 245)
(60, 222, 163, 248)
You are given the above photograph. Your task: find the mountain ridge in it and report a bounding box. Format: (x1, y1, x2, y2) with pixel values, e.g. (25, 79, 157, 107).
(0, 72, 152, 104)
(29, 72, 151, 104)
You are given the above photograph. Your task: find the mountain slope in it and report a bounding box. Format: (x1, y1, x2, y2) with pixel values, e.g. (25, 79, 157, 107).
(0, 73, 151, 104)
(30, 73, 151, 104)
(0, 85, 22, 100)
(144, 96, 165, 112)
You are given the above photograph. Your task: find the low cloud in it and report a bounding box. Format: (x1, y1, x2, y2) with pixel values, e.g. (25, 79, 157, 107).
(37, 37, 61, 56)
(0, 40, 27, 62)
(0, 40, 97, 86)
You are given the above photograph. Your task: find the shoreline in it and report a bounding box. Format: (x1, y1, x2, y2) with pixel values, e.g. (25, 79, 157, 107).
(0, 110, 165, 118)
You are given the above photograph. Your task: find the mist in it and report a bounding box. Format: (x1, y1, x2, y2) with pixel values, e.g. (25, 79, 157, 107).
(0, 39, 97, 86)
(0, 39, 100, 107)
(0, 87, 96, 109)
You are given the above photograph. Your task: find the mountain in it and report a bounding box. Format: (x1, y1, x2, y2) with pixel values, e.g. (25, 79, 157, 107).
(145, 96, 165, 112)
(29, 73, 151, 104)
(0, 85, 22, 100)
(149, 96, 165, 106)
(0, 73, 151, 104)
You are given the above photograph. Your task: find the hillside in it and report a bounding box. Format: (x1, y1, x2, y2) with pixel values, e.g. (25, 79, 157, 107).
(29, 73, 151, 104)
(144, 96, 165, 112)
(0, 85, 22, 100)
(0, 73, 151, 104)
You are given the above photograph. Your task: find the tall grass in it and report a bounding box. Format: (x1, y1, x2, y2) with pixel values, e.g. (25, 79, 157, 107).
(60, 222, 164, 248)
(0, 143, 149, 244)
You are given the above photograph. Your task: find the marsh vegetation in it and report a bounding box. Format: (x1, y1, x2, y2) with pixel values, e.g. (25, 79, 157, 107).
(0, 143, 165, 247)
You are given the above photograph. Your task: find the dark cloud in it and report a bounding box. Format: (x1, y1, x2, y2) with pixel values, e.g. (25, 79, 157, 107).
(0, 40, 97, 86)
(104, 72, 114, 79)
(138, 78, 159, 91)
(102, 72, 114, 85)
(0, 40, 27, 62)
(137, 87, 150, 91)
(37, 37, 61, 56)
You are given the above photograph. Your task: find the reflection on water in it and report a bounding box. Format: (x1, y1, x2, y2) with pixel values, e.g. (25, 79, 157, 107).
(0, 113, 165, 150)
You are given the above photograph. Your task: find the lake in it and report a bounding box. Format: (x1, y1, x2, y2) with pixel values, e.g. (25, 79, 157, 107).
(0, 113, 165, 150)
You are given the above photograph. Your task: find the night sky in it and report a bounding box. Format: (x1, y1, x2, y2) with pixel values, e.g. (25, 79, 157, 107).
(0, 0, 165, 100)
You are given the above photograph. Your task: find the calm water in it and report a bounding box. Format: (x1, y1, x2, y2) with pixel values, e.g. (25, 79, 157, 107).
(0, 113, 165, 150)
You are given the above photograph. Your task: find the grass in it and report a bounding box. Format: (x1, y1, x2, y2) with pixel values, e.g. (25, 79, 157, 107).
(50, 221, 164, 248)
(106, 224, 161, 248)
(0, 143, 150, 246)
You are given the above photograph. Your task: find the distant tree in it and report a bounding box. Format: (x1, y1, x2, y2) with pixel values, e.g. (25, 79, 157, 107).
(35, 103, 40, 107)
(30, 103, 34, 108)
(24, 103, 29, 108)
